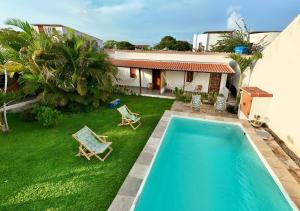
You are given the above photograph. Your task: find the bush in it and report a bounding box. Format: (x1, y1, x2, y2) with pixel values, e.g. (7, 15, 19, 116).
(200, 93, 208, 104)
(20, 109, 36, 122)
(208, 92, 218, 105)
(33, 106, 62, 127)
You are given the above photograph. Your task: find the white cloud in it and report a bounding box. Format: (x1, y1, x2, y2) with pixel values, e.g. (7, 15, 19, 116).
(226, 6, 244, 30)
(94, 0, 144, 15)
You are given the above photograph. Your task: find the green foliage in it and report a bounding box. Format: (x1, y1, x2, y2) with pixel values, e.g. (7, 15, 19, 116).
(173, 87, 184, 101)
(20, 109, 36, 122)
(104, 40, 118, 49)
(208, 92, 218, 105)
(116, 41, 135, 50)
(210, 30, 252, 53)
(154, 36, 192, 51)
(0, 19, 117, 110)
(173, 87, 192, 102)
(33, 105, 62, 127)
(200, 92, 208, 103)
(0, 92, 21, 104)
(229, 52, 262, 73)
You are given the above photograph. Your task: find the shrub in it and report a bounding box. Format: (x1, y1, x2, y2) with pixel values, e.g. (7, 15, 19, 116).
(173, 87, 185, 101)
(200, 93, 208, 104)
(33, 106, 62, 127)
(20, 109, 36, 122)
(208, 92, 218, 105)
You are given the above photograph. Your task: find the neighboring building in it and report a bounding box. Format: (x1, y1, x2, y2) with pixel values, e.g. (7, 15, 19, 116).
(108, 50, 236, 96)
(250, 31, 281, 46)
(192, 30, 281, 52)
(32, 24, 104, 48)
(193, 31, 232, 52)
(238, 14, 300, 157)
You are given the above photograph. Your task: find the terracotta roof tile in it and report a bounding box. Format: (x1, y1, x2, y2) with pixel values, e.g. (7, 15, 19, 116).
(110, 59, 235, 74)
(241, 86, 273, 97)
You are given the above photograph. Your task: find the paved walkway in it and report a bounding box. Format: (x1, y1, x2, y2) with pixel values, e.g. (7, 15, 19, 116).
(171, 101, 238, 118)
(109, 111, 300, 210)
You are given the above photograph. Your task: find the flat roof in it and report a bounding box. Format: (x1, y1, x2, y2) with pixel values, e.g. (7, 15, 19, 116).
(250, 31, 281, 34)
(203, 30, 233, 34)
(32, 24, 102, 41)
(110, 59, 235, 74)
(106, 49, 230, 55)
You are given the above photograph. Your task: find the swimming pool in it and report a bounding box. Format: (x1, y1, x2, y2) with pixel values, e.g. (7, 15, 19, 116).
(133, 116, 294, 211)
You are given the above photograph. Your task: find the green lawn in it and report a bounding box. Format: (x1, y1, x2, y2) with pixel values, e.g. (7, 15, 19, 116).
(0, 95, 173, 210)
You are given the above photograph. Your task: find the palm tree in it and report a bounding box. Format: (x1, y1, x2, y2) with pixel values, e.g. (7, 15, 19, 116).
(0, 19, 117, 112)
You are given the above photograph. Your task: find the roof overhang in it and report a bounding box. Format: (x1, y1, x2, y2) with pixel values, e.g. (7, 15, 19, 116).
(110, 59, 235, 74)
(241, 86, 273, 97)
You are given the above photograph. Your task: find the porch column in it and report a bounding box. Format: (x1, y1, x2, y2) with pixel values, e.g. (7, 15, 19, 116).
(139, 68, 142, 94)
(183, 71, 186, 92)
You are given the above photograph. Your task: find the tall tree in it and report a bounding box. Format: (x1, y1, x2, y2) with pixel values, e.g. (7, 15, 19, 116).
(116, 41, 135, 50)
(104, 40, 118, 49)
(154, 36, 192, 51)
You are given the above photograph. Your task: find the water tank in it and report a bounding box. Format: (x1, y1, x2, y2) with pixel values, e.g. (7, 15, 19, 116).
(234, 46, 248, 54)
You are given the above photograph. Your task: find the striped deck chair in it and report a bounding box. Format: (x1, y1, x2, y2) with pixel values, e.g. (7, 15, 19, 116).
(117, 105, 141, 130)
(72, 126, 113, 161)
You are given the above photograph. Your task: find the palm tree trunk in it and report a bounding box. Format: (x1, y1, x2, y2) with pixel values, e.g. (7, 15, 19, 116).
(2, 67, 9, 132)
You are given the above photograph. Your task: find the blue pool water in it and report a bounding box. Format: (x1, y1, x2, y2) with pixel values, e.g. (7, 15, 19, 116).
(134, 117, 293, 211)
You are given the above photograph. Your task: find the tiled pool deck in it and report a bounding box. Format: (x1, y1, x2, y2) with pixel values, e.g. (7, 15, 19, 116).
(108, 111, 300, 211)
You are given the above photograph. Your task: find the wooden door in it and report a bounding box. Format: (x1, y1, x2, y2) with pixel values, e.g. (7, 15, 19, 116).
(208, 73, 222, 92)
(152, 70, 161, 90)
(240, 92, 252, 117)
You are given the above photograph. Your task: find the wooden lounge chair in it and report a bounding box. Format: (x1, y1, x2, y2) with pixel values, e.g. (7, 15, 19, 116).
(117, 105, 141, 130)
(72, 126, 113, 161)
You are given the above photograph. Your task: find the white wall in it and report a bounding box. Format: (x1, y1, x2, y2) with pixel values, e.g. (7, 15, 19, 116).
(165, 71, 226, 93)
(109, 50, 232, 63)
(207, 33, 224, 51)
(250, 32, 280, 47)
(193, 34, 208, 51)
(249, 97, 272, 122)
(117, 67, 152, 88)
(247, 14, 300, 156)
(219, 74, 228, 93)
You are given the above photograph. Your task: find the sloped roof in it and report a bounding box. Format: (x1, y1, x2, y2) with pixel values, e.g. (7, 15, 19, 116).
(110, 59, 234, 74)
(241, 86, 273, 97)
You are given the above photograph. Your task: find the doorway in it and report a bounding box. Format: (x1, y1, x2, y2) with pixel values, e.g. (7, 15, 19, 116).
(208, 73, 222, 92)
(152, 70, 161, 90)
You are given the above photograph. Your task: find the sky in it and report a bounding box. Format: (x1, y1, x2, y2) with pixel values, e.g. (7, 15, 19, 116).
(0, 0, 299, 45)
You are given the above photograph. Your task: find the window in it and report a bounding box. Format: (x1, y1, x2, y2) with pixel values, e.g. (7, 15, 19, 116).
(186, 72, 193, 82)
(130, 68, 137, 78)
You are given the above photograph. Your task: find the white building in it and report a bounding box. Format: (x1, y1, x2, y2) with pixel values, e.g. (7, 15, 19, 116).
(32, 24, 103, 48)
(193, 31, 232, 52)
(108, 50, 236, 97)
(238, 14, 300, 157)
(193, 30, 281, 52)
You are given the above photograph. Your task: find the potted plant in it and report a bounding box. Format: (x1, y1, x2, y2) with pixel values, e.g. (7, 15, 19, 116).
(250, 115, 263, 128)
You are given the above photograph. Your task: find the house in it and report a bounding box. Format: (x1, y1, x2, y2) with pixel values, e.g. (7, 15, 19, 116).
(32, 24, 104, 48)
(238, 14, 300, 157)
(108, 50, 236, 97)
(192, 30, 281, 52)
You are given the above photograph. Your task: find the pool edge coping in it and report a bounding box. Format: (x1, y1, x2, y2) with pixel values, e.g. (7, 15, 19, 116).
(108, 110, 300, 211)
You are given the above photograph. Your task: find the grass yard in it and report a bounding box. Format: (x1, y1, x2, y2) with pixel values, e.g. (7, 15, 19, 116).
(0, 95, 173, 210)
